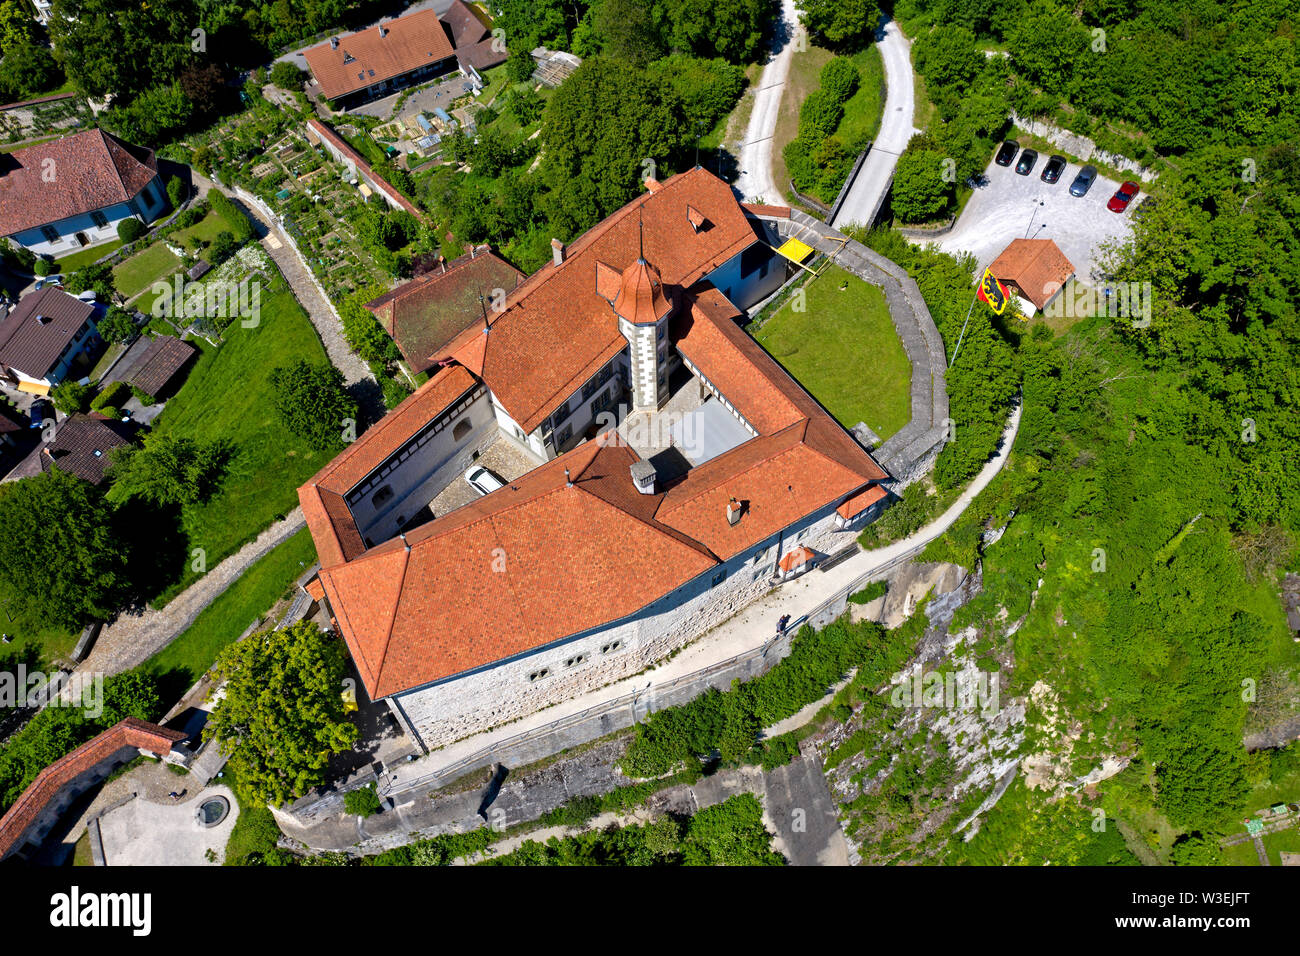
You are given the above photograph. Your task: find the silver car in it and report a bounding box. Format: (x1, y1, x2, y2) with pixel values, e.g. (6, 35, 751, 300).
(1069, 165, 1098, 197)
(464, 465, 506, 496)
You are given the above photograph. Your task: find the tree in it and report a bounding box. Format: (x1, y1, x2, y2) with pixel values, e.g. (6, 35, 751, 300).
(165, 175, 186, 209)
(96, 307, 136, 345)
(540, 57, 687, 233)
(655, 0, 770, 64)
(116, 218, 145, 243)
(891, 144, 954, 224)
(592, 0, 664, 66)
(268, 360, 357, 452)
(504, 86, 544, 127)
(64, 262, 116, 299)
(0, 469, 127, 629)
(796, 0, 882, 51)
(106, 433, 231, 507)
(48, 0, 195, 100)
(50, 380, 92, 414)
(269, 60, 306, 91)
(344, 783, 382, 817)
(505, 49, 535, 84)
(204, 621, 359, 806)
(0, 40, 63, 99)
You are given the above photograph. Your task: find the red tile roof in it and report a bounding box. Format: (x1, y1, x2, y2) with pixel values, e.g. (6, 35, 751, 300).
(0, 718, 186, 860)
(0, 129, 157, 236)
(318, 440, 717, 698)
(300, 364, 481, 567)
(438, 167, 761, 433)
(837, 483, 888, 519)
(303, 9, 455, 101)
(0, 286, 96, 380)
(988, 238, 1076, 309)
(778, 545, 815, 572)
(441, 0, 489, 47)
(613, 258, 673, 325)
(120, 334, 195, 397)
(365, 246, 523, 373)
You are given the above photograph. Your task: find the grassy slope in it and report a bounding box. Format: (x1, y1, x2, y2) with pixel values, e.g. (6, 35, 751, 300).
(754, 264, 912, 439)
(149, 283, 334, 603)
(55, 240, 123, 274)
(143, 527, 317, 686)
(171, 211, 229, 251)
(773, 45, 834, 202)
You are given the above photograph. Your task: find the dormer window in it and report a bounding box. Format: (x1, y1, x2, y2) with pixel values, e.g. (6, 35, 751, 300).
(687, 205, 708, 233)
(343, 51, 355, 63)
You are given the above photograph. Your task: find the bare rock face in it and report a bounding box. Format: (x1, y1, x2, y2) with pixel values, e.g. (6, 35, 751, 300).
(878, 561, 968, 629)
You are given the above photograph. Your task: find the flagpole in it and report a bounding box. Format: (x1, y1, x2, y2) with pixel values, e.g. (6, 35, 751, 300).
(949, 284, 980, 369)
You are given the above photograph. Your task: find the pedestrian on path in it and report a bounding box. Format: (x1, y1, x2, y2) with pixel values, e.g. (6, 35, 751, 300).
(777, 614, 791, 634)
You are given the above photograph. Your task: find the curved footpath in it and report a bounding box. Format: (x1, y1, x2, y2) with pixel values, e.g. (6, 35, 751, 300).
(831, 20, 918, 230)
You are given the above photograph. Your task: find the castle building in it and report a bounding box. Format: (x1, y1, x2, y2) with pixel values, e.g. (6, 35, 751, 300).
(299, 168, 892, 750)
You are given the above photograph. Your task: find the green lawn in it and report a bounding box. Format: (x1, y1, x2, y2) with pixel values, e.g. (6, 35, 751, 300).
(143, 527, 317, 686)
(113, 243, 181, 299)
(148, 281, 335, 603)
(1221, 824, 1300, 866)
(55, 240, 123, 274)
(754, 264, 912, 440)
(171, 211, 229, 252)
(0, 578, 77, 664)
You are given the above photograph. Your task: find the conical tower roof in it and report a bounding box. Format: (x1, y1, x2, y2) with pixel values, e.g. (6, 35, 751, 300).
(612, 256, 673, 326)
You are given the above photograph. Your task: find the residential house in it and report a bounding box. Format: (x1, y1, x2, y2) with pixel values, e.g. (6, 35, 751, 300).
(987, 238, 1076, 315)
(0, 129, 166, 258)
(0, 286, 102, 394)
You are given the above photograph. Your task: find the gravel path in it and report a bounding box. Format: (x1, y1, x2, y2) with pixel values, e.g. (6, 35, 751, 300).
(70, 509, 306, 679)
(733, 0, 800, 205)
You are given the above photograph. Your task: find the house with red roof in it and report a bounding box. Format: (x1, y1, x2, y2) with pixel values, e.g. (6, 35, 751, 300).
(299, 167, 894, 750)
(0, 128, 166, 258)
(0, 286, 103, 394)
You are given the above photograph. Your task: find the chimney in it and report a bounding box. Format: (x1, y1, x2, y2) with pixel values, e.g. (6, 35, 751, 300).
(630, 460, 656, 495)
(564, 467, 572, 488)
(439, 255, 446, 274)
(726, 497, 742, 526)
(379, 22, 388, 38)
(551, 238, 565, 267)
(645, 177, 661, 193)
(330, 36, 339, 49)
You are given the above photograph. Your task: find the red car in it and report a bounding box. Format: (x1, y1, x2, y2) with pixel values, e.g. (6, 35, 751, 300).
(1107, 181, 1140, 212)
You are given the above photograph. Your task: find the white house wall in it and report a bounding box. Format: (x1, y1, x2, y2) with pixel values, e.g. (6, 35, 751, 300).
(346, 387, 497, 544)
(11, 177, 165, 257)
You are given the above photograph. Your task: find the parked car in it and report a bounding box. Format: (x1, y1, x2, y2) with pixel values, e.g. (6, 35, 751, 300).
(1107, 180, 1141, 213)
(1069, 165, 1098, 197)
(994, 140, 1019, 166)
(29, 399, 53, 429)
(1040, 155, 1067, 184)
(1015, 149, 1038, 175)
(465, 465, 506, 497)
(33, 275, 63, 291)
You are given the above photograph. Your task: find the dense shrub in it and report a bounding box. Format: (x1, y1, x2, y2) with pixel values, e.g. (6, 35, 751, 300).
(92, 381, 133, 411)
(117, 218, 146, 243)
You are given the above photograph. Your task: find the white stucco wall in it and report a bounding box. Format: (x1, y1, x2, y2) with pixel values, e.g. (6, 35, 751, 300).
(12, 177, 165, 258)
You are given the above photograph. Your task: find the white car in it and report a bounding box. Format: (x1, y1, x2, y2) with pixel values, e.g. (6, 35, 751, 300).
(464, 465, 505, 497)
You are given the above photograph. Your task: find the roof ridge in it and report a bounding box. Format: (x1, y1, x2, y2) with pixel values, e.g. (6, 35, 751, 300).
(570, 473, 719, 563)
(372, 543, 413, 694)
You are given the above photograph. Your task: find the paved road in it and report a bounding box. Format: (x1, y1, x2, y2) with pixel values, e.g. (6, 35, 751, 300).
(832, 20, 918, 229)
(733, 0, 801, 205)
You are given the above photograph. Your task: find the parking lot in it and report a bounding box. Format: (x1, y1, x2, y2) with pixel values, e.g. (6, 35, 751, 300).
(929, 152, 1139, 286)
